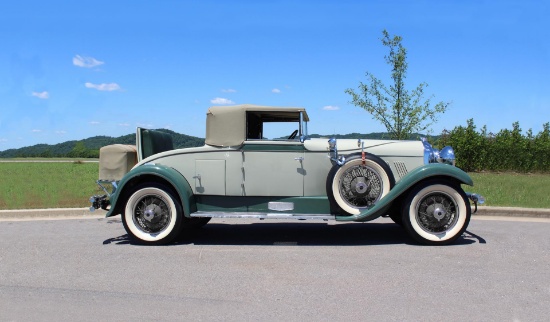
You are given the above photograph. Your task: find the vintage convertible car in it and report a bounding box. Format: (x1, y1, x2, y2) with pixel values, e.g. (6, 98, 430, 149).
(90, 104, 484, 245)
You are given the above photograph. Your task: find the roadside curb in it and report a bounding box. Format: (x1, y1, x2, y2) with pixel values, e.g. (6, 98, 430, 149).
(1, 206, 550, 220)
(0, 208, 106, 220)
(474, 206, 550, 219)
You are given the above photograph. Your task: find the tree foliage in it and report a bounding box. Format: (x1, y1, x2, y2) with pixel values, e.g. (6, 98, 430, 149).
(346, 30, 450, 139)
(437, 120, 550, 173)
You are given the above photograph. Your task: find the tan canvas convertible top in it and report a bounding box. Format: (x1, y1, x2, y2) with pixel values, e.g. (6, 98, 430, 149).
(205, 104, 309, 147)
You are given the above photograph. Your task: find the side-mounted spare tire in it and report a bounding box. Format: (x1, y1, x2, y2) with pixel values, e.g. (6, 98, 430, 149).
(327, 153, 395, 216)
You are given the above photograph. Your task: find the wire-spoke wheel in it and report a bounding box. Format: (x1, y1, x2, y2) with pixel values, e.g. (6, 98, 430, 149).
(122, 183, 182, 245)
(327, 154, 394, 216)
(402, 180, 471, 245)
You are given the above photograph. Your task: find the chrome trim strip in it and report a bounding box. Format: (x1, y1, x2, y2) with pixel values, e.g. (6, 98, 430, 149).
(191, 211, 335, 220)
(268, 202, 295, 211)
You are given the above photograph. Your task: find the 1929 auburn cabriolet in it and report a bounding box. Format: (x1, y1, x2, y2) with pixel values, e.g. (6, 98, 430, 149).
(90, 104, 484, 245)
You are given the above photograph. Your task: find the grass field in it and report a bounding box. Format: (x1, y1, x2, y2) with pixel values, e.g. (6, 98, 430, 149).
(0, 162, 100, 210)
(468, 172, 550, 209)
(0, 162, 549, 210)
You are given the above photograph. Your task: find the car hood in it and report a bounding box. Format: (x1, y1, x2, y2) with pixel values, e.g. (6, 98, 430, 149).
(304, 138, 423, 157)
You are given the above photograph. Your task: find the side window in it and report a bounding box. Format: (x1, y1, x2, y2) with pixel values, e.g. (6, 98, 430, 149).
(246, 113, 262, 140)
(262, 121, 299, 140)
(246, 111, 301, 141)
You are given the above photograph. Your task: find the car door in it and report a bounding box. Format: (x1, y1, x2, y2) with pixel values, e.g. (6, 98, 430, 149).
(241, 141, 305, 196)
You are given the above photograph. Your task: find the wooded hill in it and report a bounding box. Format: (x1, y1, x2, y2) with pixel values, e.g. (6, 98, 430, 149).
(0, 129, 205, 158)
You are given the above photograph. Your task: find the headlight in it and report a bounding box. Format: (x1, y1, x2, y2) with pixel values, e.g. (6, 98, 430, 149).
(438, 146, 456, 166)
(422, 138, 436, 164)
(422, 138, 455, 166)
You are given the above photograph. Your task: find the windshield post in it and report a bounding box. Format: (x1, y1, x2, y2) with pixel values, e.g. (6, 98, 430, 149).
(300, 111, 308, 142)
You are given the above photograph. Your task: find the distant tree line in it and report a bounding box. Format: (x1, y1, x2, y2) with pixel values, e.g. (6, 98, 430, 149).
(0, 129, 205, 158)
(436, 120, 550, 173)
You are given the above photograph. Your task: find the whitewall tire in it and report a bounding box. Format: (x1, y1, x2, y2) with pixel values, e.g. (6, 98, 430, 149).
(327, 155, 394, 216)
(122, 183, 183, 245)
(402, 180, 471, 245)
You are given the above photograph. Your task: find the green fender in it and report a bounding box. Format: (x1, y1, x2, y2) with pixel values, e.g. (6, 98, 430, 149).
(105, 164, 195, 218)
(335, 163, 473, 222)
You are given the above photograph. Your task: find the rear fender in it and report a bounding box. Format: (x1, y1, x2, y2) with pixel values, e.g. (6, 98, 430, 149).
(336, 164, 473, 222)
(105, 164, 195, 218)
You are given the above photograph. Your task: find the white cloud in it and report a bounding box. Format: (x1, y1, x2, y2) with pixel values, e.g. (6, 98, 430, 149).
(210, 97, 235, 105)
(0, 138, 7, 143)
(85, 82, 121, 91)
(323, 105, 340, 111)
(272, 88, 281, 94)
(32, 129, 42, 133)
(73, 55, 104, 68)
(89, 121, 100, 125)
(118, 123, 130, 127)
(32, 91, 49, 99)
(55, 130, 67, 135)
(221, 89, 237, 93)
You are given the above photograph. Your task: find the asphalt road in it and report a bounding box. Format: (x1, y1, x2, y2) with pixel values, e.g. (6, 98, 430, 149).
(0, 216, 549, 321)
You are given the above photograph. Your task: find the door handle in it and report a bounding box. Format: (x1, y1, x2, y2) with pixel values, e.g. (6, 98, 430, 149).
(294, 157, 304, 161)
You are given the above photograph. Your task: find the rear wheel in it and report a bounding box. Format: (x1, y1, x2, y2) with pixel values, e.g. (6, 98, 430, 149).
(122, 183, 183, 245)
(327, 154, 394, 216)
(401, 180, 471, 245)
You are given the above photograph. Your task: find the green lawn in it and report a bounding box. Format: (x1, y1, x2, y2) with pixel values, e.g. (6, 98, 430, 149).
(467, 172, 550, 209)
(0, 162, 100, 209)
(0, 162, 549, 210)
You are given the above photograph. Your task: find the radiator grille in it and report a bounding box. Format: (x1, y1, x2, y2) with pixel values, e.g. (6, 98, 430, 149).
(394, 161, 408, 179)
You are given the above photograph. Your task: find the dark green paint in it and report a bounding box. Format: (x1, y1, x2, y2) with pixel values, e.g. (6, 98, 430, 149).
(241, 144, 305, 152)
(105, 164, 195, 218)
(196, 195, 331, 214)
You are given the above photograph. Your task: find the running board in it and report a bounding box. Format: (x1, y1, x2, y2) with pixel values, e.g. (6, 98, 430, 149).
(190, 211, 335, 220)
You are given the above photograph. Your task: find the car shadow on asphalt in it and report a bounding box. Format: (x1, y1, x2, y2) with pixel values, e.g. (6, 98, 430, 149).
(103, 221, 484, 246)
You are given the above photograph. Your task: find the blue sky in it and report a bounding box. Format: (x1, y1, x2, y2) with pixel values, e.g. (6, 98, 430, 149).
(1, 0, 548, 151)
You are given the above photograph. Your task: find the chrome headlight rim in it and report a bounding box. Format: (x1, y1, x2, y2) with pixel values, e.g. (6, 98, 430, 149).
(421, 137, 456, 166)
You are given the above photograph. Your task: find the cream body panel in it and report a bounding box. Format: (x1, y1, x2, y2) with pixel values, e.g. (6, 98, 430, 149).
(303, 151, 333, 196)
(144, 147, 243, 195)
(131, 138, 424, 196)
(304, 138, 424, 184)
(242, 150, 304, 196)
(195, 160, 226, 195)
(304, 138, 423, 156)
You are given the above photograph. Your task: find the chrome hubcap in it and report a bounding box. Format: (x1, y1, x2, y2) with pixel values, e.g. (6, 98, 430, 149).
(428, 204, 447, 221)
(339, 165, 383, 208)
(133, 195, 171, 233)
(143, 204, 163, 223)
(352, 177, 370, 196)
(416, 192, 458, 233)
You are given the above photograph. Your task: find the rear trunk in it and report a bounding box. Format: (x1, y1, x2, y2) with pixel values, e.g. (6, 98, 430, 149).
(98, 144, 137, 181)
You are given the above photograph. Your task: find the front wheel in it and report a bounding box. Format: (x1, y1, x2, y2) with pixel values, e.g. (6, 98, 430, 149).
(401, 180, 471, 245)
(122, 183, 183, 245)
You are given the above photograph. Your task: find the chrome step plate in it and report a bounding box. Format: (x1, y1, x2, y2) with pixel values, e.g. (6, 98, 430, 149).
(190, 211, 335, 220)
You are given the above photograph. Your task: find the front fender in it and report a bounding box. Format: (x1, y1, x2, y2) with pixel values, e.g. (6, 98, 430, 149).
(336, 164, 473, 222)
(105, 164, 195, 218)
